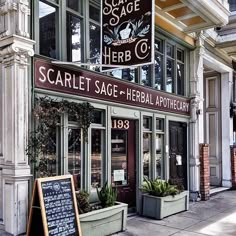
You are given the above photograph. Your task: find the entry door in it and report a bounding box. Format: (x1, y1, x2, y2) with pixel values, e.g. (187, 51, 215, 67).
(111, 119, 136, 207)
(169, 121, 187, 189)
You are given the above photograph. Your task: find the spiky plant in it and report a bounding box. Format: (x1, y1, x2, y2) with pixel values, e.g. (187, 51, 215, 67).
(141, 177, 179, 197)
(96, 182, 117, 208)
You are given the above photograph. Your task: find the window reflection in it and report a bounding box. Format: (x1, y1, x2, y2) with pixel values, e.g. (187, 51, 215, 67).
(111, 69, 137, 82)
(91, 129, 103, 188)
(155, 53, 163, 90)
(39, 1, 57, 59)
(67, 14, 81, 62)
(141, 65, 151, 87)
(67, 0, 80, 12)
(111, 130, 128, 186)
(68, 128, 81, 189)
(177, 63, 184, 96)
(89, 22, 100, 71)
(166, 58, 174, 93)
(143, 133, 151, 179)
(41, 127, 57, 176)
(156, 134, 163, 178)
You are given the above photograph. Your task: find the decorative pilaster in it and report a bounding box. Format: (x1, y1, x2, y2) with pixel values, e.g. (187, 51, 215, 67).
(0, 0, 34, 235)
(189, 33, 205, 201)
(0, 0, 30, 38)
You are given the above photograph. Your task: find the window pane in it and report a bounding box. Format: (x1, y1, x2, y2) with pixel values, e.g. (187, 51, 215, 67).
(229, 0, 236, 12)
(155, 53, 163, 90)
(143, 133, 151, 179)
(67, 0, 80, 12)
(89, 22, 100, 71)
(156, 118, 164, 131)
(155, 39, 163, 53)
(143, 117, 152, 130)
(141, 65, 152, 87)
(89, 4, 100, 22)
(41, 127, 57, 177)
(156, 134, 163, 178)
(91, 129, 103, 188)
(111, 69, 137, 82)
(167, 44, 174, 58)
(111, 130, 128, 186)
(122, 69, 137, 82)
(68, 128, 81, 189)
(39, 1, 57, 59)
(177, 63, 184, 96)
(67, 14, 82, 62)
(166, 58, 174, 93)
(177, 49, 184, 62)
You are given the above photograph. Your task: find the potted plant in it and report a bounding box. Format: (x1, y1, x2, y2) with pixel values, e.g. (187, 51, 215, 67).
(77, 183, 128, 236)
(141, 178, 189, 219)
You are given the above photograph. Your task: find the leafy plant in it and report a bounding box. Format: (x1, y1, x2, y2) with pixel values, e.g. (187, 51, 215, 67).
(141, 177, 180, 197)
(76, 190, 91, 214)
(26, 96, 94, 178)
(96, 182, 117, 208)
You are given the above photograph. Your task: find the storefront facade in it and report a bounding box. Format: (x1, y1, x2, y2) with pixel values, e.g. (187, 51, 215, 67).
(0, 0, 233, 235)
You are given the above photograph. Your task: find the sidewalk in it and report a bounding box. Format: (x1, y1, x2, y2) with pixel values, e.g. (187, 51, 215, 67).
(114, 190, 236, 236)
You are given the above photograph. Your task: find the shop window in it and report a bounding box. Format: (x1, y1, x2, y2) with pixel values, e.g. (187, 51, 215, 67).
(91, 129, 104, 188)
(39, 1, 58, 59)
(67, 14, 82, 62)
(68, 128, 81, 189)
(111, 130, 128, 186)
(143, 116, 152, 130)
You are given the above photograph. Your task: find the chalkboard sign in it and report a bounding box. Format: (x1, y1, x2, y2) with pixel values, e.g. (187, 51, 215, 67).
(27, 175, 82, 236)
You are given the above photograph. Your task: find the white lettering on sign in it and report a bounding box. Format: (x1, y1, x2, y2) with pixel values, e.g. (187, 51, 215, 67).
(103, 0, 141, 26)
(112, 119, 130, 129)
(103, 46, 131, 64)
(36, 63, 190, 115)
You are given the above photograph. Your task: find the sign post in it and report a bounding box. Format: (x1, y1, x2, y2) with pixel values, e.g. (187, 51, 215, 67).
(26, 175, 82, 236)
(101, 0, 154, 70)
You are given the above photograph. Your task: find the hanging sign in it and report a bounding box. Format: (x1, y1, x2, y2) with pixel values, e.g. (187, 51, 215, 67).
(101, 0, 154, 70)
(26, 175, 82, 236)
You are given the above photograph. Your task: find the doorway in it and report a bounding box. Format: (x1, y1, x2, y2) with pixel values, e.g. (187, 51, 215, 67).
(111, 119, 136, 208)
(169, 121, 188, 189)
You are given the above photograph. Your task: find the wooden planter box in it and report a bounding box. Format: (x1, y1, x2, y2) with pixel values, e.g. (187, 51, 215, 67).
(143, 191, 189, 219)
(80, 202, 128, 236)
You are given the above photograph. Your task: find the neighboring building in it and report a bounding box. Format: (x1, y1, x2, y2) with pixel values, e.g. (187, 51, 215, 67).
(0, 0, 234, 235)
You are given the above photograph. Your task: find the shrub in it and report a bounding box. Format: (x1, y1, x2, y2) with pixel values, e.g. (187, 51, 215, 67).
(141, 177, 180, 197)
(96, 182, 117, 208)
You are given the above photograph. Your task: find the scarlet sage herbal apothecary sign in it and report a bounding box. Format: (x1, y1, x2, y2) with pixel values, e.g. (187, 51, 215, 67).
(35, 59, 190, 116)
(101, 0, 154, 69)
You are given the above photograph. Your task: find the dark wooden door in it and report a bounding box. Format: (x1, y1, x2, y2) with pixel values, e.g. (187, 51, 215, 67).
(111, 119, 136, 208)
(169, 121, 187, 189)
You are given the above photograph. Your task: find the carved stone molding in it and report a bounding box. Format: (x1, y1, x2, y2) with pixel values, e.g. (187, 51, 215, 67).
(0, 0, 30, 39)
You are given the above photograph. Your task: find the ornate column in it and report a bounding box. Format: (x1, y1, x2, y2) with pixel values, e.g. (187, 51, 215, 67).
(0, 0, 34, 235)
(189, 33, 205, 201)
